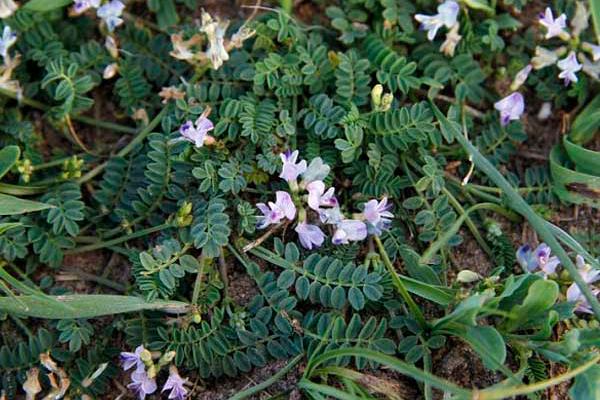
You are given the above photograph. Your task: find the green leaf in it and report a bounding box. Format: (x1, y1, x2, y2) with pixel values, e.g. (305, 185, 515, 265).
(0, 295, 189, 319)
(23, 0, 73, 12)
(0, 222, 21, 235)
(0, 193, 53, 215)
(462, 326, 506, 371)
(570, 364, 600, 400)
(550, 145, 600, 208)
(0, 145, 19, 180)
(569, 94, 600, 144)
(462, 0, 494, 14)
(504, 279, 559, 332)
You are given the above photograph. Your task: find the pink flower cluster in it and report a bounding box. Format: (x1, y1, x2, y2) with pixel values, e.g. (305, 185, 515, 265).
(256, 150, 394, 250)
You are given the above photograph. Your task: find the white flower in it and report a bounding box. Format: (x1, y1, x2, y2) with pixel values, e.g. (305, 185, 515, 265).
(582, 42, 600, 62)
(440, 23, 461, 57)
(582, 56, 600, 81)
(362, 197, 393, 235)
(537, 102, 552, 120)
(178, 113, 214, 148)
(538, 7, 569, 40)
(279, 150, 307, 183)
(571, 1, 589, 38)
(531, 46, 561, 70)
(256, 191, 296, 229)
(97, 0, 125, 32)
(306, 180, 338, 211)
(73, 0, 101, 15)
(510, 64, 532, 91)
(557, 51, 582, 85)
(200, 10, 230, 70)
(102, 62, 118, 79)
(566, 255, 600, 314)
(0, 26, 16, 59)
(332, 219, 368, 245)
(0, 0, 18, 19)
(301, 157, 330, 185)
(414, 0, 459, 41)
(494, 92, 524, 126)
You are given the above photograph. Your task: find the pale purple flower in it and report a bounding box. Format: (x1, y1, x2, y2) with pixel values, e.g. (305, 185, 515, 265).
(539, 7, 568, 39)
(73, 0, 100, 14)
(97, 0, 125, 32)
(179, 115, 214, 148)
(583, 42, 600, 62)
(256, 191, 296, 229)
(319, 206, 344, 225)
(162, 366, 188, 400)
(0, 26, 16, 59)
(279, 150, 307, 183)
(362, 197, 393, 235)
(306, 180, 338, 211)
(557, 51, 582, 85)
(332, 219, 368, 245)
(494, 92, 524, 126)
(301, 157, 330, 185)
(120, 345, 145, 372)
(567, 256, 600, 313)
(516, 243, 560, 277)
(295, 222, 325, 249)
(510, 64, 532, 90)
(415, 0, 459, 41)
(128, 369, 157, 400)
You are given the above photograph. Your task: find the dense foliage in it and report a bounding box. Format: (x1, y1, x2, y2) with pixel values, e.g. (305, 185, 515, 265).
(2, 0, 600, 399)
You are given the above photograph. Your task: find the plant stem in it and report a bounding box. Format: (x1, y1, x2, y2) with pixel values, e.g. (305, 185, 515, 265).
(66, 223, 171, 254)
(442, 186, 492, 256)
(477, 353, 600, 400)
(191, 255, 206, 306)
(77, 107, 167, 184)
(228, 353, 304, 400)
(59, 268, 126, 292)
(374, 236, 428, 329)
(0, 87, 137, 134)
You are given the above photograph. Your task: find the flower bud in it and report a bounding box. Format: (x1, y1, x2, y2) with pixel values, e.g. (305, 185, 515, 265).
(456, 270, 482, 283)
(380, 93, 393, 111)
(140, 349, 153, 363)
(371, 84, 383, 108)
(158, 351, 176, 367)
(103, 63, 119, 79)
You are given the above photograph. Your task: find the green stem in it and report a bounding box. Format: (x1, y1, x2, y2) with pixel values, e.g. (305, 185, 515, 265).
(297, 380, 358, 400)
(477, 354, 600, 400)
(374, 236, 427, 330)
(60, 268, 126, 292)
(228, 353, 304, 400)
(423, 349, 433, 400)
(0, 87, 137, 134)
(66, 223, 171, 254)
(431, 102, 600, 319)
(77, 108, 167, 184)
(0, 182, 49, 195)
(442, 186, 492, 257)
(191, 256, 205, 306)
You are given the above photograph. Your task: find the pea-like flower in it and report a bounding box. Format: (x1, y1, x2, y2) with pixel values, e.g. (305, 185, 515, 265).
(306, 180, 338, 211)
(332, 219, 368, 245)
(279, 150, 307, 183)
(362, 197, 393, 235)
(97, 0, 125, 32)
(557, 51, 582, 85)
(0, 26, 16, 59)
(200, 10, 230, 70)
(295, 222, 325, 249)
(73, 0, 100, 14)
(582, 42, 600, 62)
(566, 255, 600, 314)
(256, 191, 296, 229)
(531, 46, 561, 70)
(178, 114, 214, 148)
(162, 366, 188, 400)
(128, 369, 157, 400)
(414, 0, 459, 41)
(0, 0, 17, 19)
(538, 7, 568, 40)
(510, 64, 532, 91)
(516, 243, 560, 277)
(301, 157, 330, 186)
(494, 92, 524, 126)
(120, 345, 146, 372)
